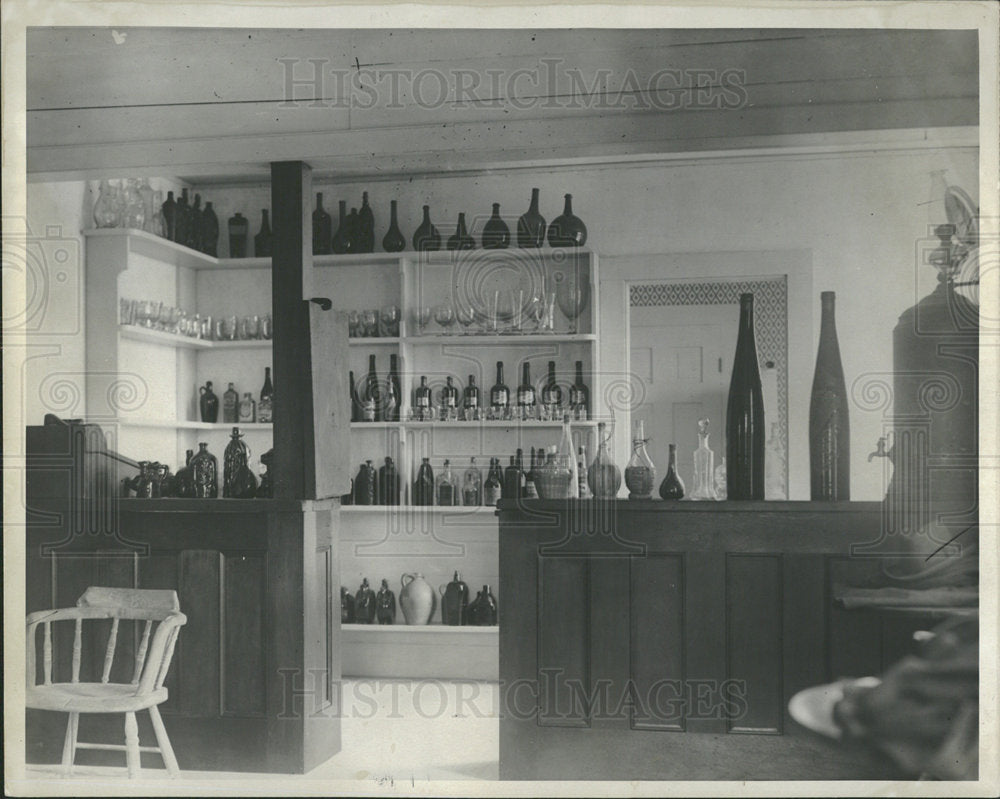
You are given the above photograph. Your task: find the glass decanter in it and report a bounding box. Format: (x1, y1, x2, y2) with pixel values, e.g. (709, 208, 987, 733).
(93, 179, 118, 228)
(624, 419, 656, 500)
(690, 418, 718, 500)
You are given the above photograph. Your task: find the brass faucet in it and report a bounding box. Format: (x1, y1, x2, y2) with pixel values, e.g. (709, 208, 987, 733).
(867, 434, 892, 462)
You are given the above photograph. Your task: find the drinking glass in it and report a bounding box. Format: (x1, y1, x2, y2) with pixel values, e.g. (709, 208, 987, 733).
(199, 314, 212, 340)
(456, 303, 476, 335)
(120, 298, 135, 326)
(380, 305, 400, 338)
(526, 294, 545, 332)
(222, 315, 238, 341)
(540, 291, 557, 332)
(362, 309, 378, 338)
(157, 303, 173, 331)
(260, 314, 273, 340)
(555, 270, 590, 334)
(433, 303, 455, 334)
(412, 306, 432, 335)
(240, 315, 260, 340)
(508, 290, 524, 334)
(347, 310, 361, 338)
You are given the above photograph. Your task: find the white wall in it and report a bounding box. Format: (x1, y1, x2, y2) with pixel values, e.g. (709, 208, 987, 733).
(25, 136, 979, 500)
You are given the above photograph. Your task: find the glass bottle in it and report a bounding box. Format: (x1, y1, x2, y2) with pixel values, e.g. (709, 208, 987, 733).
(481, 203, 510, 249)
(547, 193, 587, 247)
(714, 457, 728, 500)
(658, 443, 685, 500)
(376, 579, 396, 625)
(92, 179, 116, 228)
(381, 200, 406, 253)
(413, 457, 435, 505)
(447, 213, 475, 251)
(412, 205, 441, 252)
(517, 362, 536, 421)
(441, 572, 469, 626)
(228, 211, 248, 257)
(257, 367, 273, 423)
(161, 190, 177, 240)
(624, 419, 656, 499)
(462, 457, 483, 506)
(517, 187, 546, 248)
(541, 360, 563, 421)
(472, 585, 498, 625)
(690, 418, 718, 500)
(190, 441, 219, 498)
(569, 360, 590, 421)
(577, 445, 591, 498)
(175, 188, 191, 247)
(354, 460, 377, 505)
(355, 578, 376, 624)
(254, 209, 272, 257)
(381, 355, 401, 423)
(558, 413, 580, 499)
(150, 190, 166, 238)
(190, 193, 203, 251)
(331, 200, 352, 254)
(587, 421, 621, 498)
(341, 586, 356, 623)
(357, 191, 375, 253)
(174, 449, 196, 498)
(223, 427, 251, 497)
(362, 354, 380, 422)
(414, 376, 432, 421)
(490, 361, 509, 420)
(515, 449, 529, 498)
(379, 456, 400, 505)
(484, 457, 503, 506)
(221, 382, 238, 423)
(463, 374, 480, 421)
(134, 461, 154, 498)
(440, 376, 459, 421)
(809, 291, 850, 500)
(436, 459, 457, 506)
(138, 179, 155, 233)
(312, 192, 332, 255)
(725, 293, 765, 500)
(199, 381, 219, 423)
(523, 447, 539, 499)
(202, 201, 219, 256)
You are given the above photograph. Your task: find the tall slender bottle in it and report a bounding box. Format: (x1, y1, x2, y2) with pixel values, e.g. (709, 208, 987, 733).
(413, 457, 435, 505)
(502, 456, 521, 500)
(358, 191, 375, 253)
(463, 374, 480, 421)
(414, 376, 432, 421)
(541, 360, 563, 420)
(725, 293, 765, 500)
(490, 361, 509, 420)
(517, 362, 536, 421)
(381, 199, 406, 253)
(332, 200, 352, 254)
(523, 447, 539, 499)
(383, 354, 401, 422)
(362, 354, 380, 422)
(570, 360, 590, 421)
(441, 376, 460, 420)
(379, 457, 400, 505)
(809, 291, 850, 500)
(690, 418, 718, 500)
(175, 189, 191, 247)
(312, 192, 332, 254)
(558, 414, 580, 498)
(577, 444, 591, 498)
(254, 209, 273, 257)
(257, 367, 274, 423)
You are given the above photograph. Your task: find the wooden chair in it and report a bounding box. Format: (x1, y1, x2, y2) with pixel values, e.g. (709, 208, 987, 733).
(26, 587, 187, 777)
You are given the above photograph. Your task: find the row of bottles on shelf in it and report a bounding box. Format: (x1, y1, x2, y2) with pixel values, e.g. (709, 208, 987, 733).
(199, 369, 273, 423)
(342, 573, 497, 626)
(122, 427, 274, 500)
(350, 357, 591, 423)
(313, 187, 586, 255)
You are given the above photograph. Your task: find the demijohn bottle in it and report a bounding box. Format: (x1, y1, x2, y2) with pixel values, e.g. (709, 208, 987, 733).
(809, 291, 850, 500)
(490, 361, 509, 420)
(725, 293, 765, 500)
(517, 362, 536, 421)
(257, 366, 273, 423)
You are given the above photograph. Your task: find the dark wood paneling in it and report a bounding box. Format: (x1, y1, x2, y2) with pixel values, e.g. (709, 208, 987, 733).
(537, 556, 589, 727)
(589, 556, 630, 730)
(782, 555, 827, 709)
(223, 553, 267, 717)
(177, 550, 221, 717)
(630, 554, 685, 731)
(683, 552, 727, 734)
(726, 554, 783, 734)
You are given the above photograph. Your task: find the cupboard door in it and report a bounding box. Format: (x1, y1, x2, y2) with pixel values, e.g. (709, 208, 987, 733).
(306, 304, 351, 499)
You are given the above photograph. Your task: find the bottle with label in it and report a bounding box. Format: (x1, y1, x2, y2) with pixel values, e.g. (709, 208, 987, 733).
(257, 367, 273, 423)
(558, 414, 580, 498)
(484, 457, 503, 506)
(440, 376, 459, 421)
(238, 392, 256, 423)
(463, 374, 480, 421)
(725, 293, 765, 500)
(577, 444, 591, 498)
(517, 362, 536, 421)
(383, 354, 401, 422)
(413, 457, 435, 505)
(569, 360, 590, 421)
(379, 457, 400, 505)
(523, 447, 539, 499)
(362, 354, 380, 422)
(490, 361, 509, 420)
(462, 457, 483, 506)
(222, 382, 239, 423)
(436, 459, 457, 506)
(414, 376, 432, 421)
(541, 360, 563, 421)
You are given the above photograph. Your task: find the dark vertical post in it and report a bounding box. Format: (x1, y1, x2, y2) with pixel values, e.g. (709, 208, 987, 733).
(270, 161, 313, 499)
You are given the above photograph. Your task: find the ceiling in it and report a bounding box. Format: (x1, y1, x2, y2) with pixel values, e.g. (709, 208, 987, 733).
(26, 28, 978, 184)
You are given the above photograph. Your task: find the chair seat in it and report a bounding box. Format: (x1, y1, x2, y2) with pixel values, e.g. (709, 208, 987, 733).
(27, 683, 168, 713)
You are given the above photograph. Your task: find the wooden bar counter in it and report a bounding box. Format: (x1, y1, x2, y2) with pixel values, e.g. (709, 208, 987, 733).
(497, 498, 915, 781)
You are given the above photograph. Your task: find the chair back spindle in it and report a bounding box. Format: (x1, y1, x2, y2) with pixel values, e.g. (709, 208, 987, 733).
(72, 618, 83, 683)
(43, 622, 53, 685)
(101, 617, 120, 684)
(132, 620, 153, 686)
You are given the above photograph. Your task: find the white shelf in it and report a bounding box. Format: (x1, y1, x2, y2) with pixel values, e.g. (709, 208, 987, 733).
(416, 246, 594, 264)
(118, 325, 271, 349)
(341, 505, 497, 515)
(348, 337, 400, 346)
(343, 623, 497, 634)
(113, 418, 273, 430)
(401, 419, 598, 429)
(404, 333, 596, 344)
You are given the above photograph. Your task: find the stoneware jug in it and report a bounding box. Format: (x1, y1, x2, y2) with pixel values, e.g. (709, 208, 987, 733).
(400, 572, 434, 625)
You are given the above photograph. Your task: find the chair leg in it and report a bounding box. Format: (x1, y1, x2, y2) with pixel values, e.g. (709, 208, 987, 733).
(61, 712, 79, 775)
(124, 711, 140, 778)
(148, 705, 180, 776)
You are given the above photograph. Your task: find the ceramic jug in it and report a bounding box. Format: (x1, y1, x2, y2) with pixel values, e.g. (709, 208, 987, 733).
(400, 572, 434, 625)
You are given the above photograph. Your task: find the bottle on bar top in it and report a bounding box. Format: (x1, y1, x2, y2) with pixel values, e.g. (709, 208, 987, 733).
(222, 382, 239, 423)
(558, 414, 580, 498)
(658, 443, 686, 500)
(441, 376, 460, 421)
(413, 457, 435, 505)
(517, 362, 536, 421)
(362, 354, 380, 422)
(577, 444, 591, 498)
(725, 293, 765, 500)
(462, 457, 483, 506)
(541, 360, 563, 421)
(257, 367, 273, 423)
(484, 457, 503, 506)
(463, 375, 481, 421)
(523, 447, 539, 499)
(436, 459, 457, 506)
(414, 376, 432, 421)
(570, 360, 590, 421)
(490, 361, 510, 420)
(381, 355, 400, 423)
